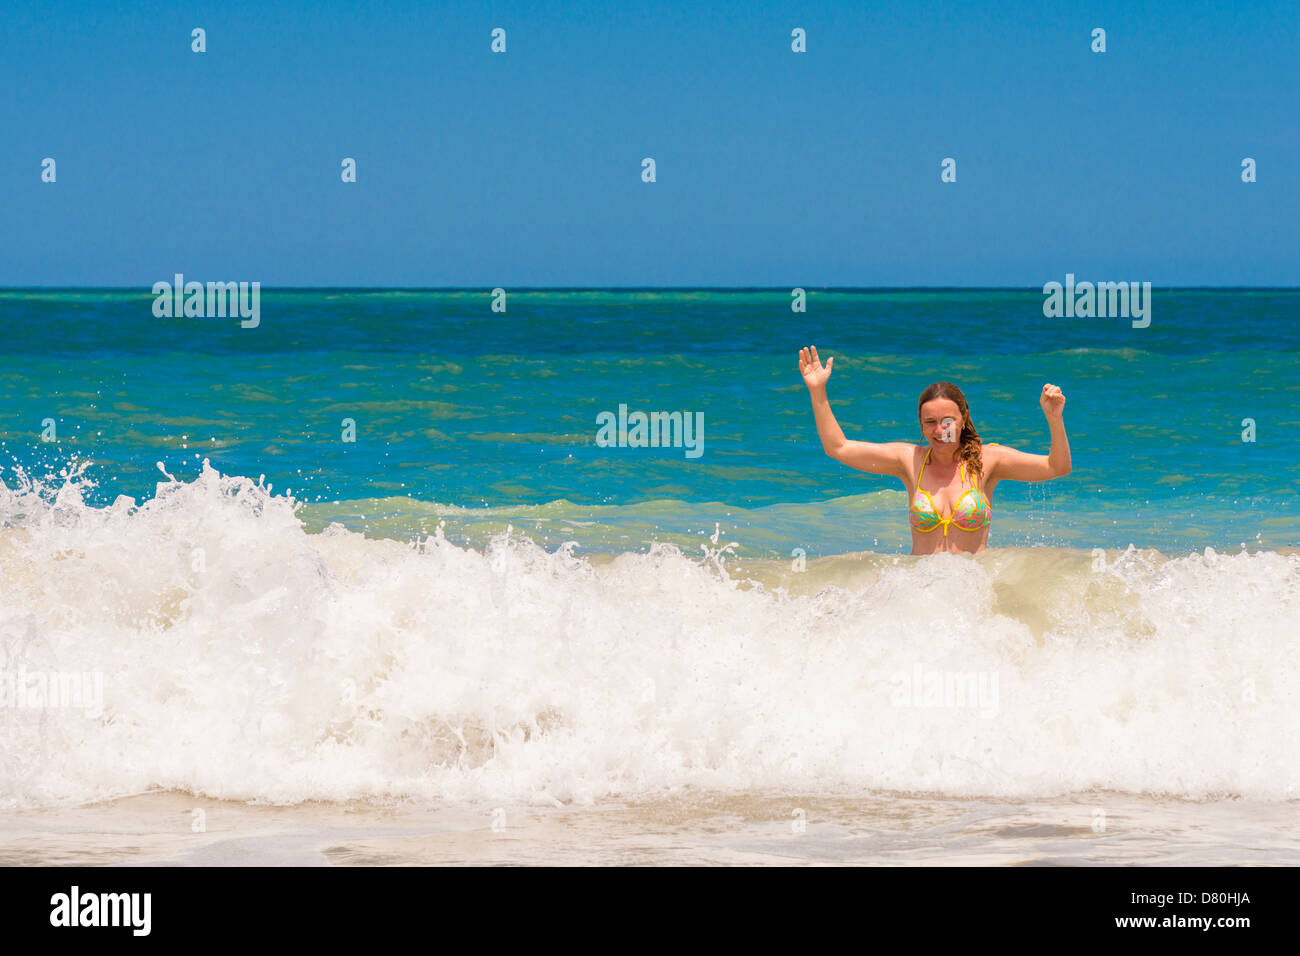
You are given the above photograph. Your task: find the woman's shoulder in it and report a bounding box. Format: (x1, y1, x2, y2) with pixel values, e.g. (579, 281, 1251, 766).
(979, 442, 1003, 481)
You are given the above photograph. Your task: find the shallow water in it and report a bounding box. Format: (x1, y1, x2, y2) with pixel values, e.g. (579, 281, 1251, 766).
(3, 790, 1295, 866)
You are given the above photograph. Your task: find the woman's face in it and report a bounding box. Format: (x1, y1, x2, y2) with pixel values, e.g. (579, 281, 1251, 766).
(919, 399, 962, 445)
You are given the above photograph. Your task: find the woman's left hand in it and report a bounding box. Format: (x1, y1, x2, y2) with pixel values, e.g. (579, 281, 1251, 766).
(1040, 383, 1066, 418)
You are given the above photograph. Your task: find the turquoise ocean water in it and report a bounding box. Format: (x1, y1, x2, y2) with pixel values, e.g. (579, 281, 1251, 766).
(1, 288, 1297, 556)
(2, 289, 1298, 814)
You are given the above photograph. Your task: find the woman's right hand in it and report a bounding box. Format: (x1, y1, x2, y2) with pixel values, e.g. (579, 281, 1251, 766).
(799, 346, 833, 389)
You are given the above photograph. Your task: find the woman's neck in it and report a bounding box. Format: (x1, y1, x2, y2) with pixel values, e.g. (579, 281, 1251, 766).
(929, 443, 960, 466)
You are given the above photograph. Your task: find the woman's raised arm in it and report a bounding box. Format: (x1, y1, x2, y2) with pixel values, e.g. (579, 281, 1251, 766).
(985, 383, 1072, 482)
(799, 346, 910, 478)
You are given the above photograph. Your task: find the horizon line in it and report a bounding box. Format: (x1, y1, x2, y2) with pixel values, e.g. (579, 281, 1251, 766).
(2, 285, 1298, 292)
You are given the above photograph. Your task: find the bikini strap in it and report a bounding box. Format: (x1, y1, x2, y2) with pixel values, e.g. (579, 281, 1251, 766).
(917, 447, 930, 484)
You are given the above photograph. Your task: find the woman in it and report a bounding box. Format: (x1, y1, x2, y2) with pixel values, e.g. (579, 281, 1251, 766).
(798, 346, 1071, 555)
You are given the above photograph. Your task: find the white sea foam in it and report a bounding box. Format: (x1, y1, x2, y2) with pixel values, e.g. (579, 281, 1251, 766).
(0, 461, 1296, 808)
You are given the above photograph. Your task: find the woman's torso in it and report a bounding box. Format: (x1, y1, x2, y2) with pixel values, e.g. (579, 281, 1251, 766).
(906, 444, 998, 555)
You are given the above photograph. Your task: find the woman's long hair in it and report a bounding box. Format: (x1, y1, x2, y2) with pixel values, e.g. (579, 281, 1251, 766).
(917, 382, 983, 479)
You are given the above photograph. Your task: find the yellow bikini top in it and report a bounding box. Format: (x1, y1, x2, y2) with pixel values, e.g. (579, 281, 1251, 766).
(910, 445, 994, 535)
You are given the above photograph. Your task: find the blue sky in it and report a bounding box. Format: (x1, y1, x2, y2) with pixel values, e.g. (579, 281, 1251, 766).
(2, 0, 1296, 285)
